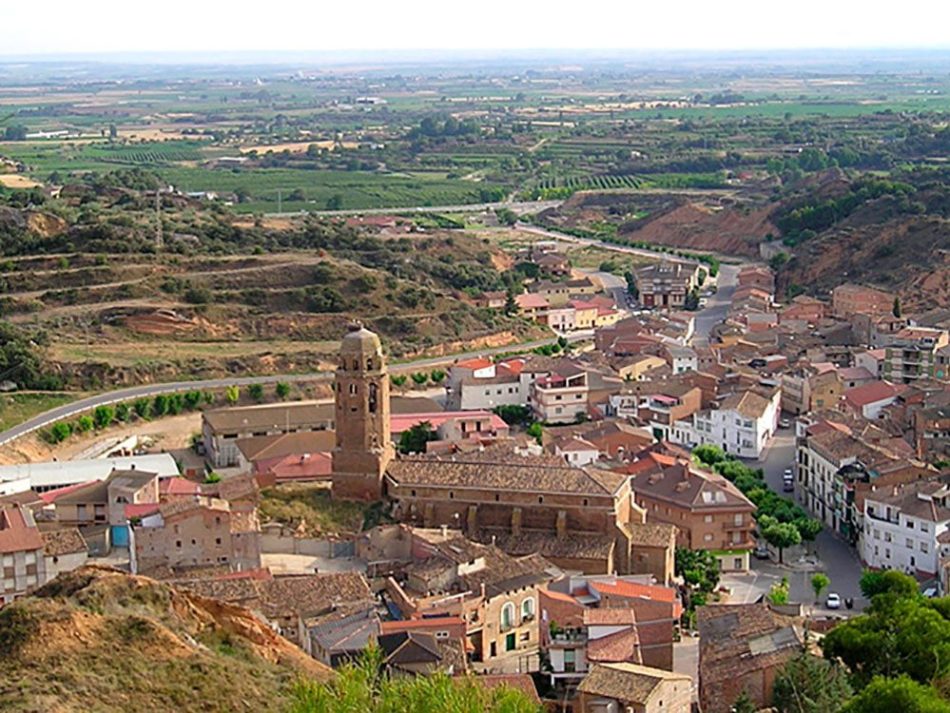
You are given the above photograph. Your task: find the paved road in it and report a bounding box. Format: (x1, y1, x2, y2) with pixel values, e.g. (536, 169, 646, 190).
(264, 200, 562, 218)
(0, 332, 592, 447)
(691, 263, 738, 346)
(746, 425, 868, 613)
(515, 222, 702, 267)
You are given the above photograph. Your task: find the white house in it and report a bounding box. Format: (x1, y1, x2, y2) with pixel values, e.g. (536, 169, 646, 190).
(670, 388, 779, 459)
(553, 437, 600, 466)
(666, 345, 698, 375)
(861, 480, 950, 577)
(446, 357, 553, 412)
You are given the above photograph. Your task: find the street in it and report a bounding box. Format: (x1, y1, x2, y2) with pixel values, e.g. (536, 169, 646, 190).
(690, 263, 738, 346)
(723, 424, 869, 613)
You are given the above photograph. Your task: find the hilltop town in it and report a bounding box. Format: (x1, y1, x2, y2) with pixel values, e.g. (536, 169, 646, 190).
(1, 49, 950, 713)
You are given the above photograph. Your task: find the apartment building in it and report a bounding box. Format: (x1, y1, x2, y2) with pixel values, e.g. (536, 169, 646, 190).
(861, 479, 950, 577)
(882, 327, 950, 384)
(670, 388, 780, 459)
(532, 364, 590, 424)
(635, 261, 700, 310)
(623, 453, 757, 571)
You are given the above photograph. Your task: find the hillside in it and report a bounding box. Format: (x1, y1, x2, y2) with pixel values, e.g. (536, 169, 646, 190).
(0, 566, 331, 712)
(776, 171, 950, 309)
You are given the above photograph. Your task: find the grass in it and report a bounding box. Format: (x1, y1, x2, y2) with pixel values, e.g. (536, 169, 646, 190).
(260, 483, 368, 536)
(0, 392, 79, 431)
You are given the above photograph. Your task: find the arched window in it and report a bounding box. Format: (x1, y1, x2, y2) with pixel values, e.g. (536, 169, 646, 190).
(367, 358, 374, 371)
(352, 359, 359, 371)
(349, 383, 358, 395)
(368, 383, 378, 413)
(521, 598, 535, 620)
(501, 602, 515, 631)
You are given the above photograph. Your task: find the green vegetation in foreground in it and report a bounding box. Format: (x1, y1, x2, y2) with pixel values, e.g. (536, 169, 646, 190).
(0, 392, 77, 432)
(259, 484, 368, 537)
(290, 647, 541, 713)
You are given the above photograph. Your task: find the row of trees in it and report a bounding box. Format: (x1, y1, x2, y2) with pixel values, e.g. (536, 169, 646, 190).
(693, 444, 821, 562)
(43, 382, 294, 444)
(390, 370, 446, 389)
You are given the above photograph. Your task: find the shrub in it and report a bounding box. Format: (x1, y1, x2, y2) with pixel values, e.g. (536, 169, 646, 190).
(93, 405, 115, 430)
(248, 384, 265, 402)
(74, 415, 94, 433)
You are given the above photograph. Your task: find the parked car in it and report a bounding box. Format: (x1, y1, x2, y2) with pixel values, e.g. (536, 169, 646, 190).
(826, 593, 842, 609)
(783, 468, 794, 492)
(754, 543, 770, 560)
(779, 418, 791, 429)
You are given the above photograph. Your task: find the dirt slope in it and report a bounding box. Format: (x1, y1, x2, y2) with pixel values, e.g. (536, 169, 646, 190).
(618, 201, 776, 256)
(0, 566, 331, 712)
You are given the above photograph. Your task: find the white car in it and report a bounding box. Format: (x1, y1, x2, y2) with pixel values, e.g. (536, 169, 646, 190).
(826, 593, 841, 609)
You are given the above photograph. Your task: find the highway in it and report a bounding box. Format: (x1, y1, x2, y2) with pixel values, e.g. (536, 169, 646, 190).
(0, 332, 593, 447)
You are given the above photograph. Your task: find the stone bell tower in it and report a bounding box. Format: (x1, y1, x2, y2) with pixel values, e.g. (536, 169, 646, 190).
(331, 324, 394, 501)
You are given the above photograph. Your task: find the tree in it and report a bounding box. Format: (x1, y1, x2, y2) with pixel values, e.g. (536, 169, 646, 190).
(398, 421, 436, 455)
(893, 296, 902, 319)
(761, 521, 802, 564)
(204, 472, 222, 484)
(504, 289, 517, 316)
(115, 402, 131, 422)
(289, 647, 541, 713)
(768, 577, 790, 605)
(676, 547, 720, 612)
(796, 518, 822, 552)
(822, 593, 950, 689)
(133, 398, 151, 419)
(275, 381, 291, 400)
(183, 390, 203, 410)
(858, 569, 919, 600)
(248, 383, 265, 402)
(840, 676, 950, 713)
(48, 421, 72, 443)
(526, 422, 543, 444)
(624, 271, 639, 299)
(390, 375, 407, 388)
(429, 369, 446, 384)
(811, 573, 831, 603)
(410, 372, 429, 386)
(773, 652, 853, 713)
(108, 123, 117, 140)
(93, 405, 115, 430)
(326, 194, 344, 211)
(74, 415, 94, 433)
(225, 385, 240, 405)
(493, 405, 532, 426)
(152, 394, 170, 417)
(693, 444, 727, 467)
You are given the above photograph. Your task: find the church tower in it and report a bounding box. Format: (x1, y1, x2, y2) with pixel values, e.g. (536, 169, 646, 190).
(331, 324, 394, 501)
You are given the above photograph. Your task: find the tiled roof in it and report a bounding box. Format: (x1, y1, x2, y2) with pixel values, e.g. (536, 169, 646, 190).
(588, 579, 678, 604)
(159, 477, 202, 496)
(578, 663, 690, 704)
(588, 627, 642, 664)
(0, 505, 44, 554)
(625, 523, 677, 548)
(627, 457, 755, 512)
(387, 450, 627, 496)
(469, 674, 541, 704)
(236, 430, 336, 463)
(718, 390, 772, 419)
(584, 608, 638, 626)
(698, 604, 802, 690)
(477, 530, 615, 560)
(379, 616, 464, 634)
(843, 380, 903, 408)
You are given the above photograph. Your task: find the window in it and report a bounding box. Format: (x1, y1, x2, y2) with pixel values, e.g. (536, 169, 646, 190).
(521, 598, 535, 620)
(435, 631, 449, 639)
(538, 496, 544, 504)
(215, 538, 222, 546)
(501, 603, 515, 631)
(734, 513, 743, 526)
(564, 649, 577, 673)
(176, 541, 182, 548)
(349, 383, 358, 395)
(704, 515, 713, 523)
(906, 538, 914, 548)
(921, 542, 929, 553)
(704, 533, 713, 542)
(734, 558, 743, 569)
(907, 521, 915, 529)
(506, 633, 516, 652)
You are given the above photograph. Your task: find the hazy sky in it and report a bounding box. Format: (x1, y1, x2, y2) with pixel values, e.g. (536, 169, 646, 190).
(2, 0, 948, 56)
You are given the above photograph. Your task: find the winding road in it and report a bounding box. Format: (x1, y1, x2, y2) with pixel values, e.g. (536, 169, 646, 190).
(0, 332, 593, 447)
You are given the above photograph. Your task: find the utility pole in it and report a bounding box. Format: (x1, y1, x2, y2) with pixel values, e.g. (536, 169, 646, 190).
(155, 190, 163, 250)
(277, 188, 282, 214)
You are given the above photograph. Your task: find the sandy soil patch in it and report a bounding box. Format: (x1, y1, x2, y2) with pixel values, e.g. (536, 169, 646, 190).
(239, 140, 358, 154)
(0, 174, 42, 189)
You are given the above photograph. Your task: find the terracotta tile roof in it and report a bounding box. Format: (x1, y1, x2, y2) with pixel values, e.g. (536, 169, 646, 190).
(515, 293, 550, 310)
(578, 663, 691, 704)
(588, 579, 677, 604)
(257, 452, 332, 482)
(628, 459, 755, 512)
(454, 357, 493, 371)
(0, 505, 44, 555)
(379, 616, 464, 634)
(585, 608, 638, 626)
(236, 431, 336, 463)
(387, 450, 627, 497)
(625, 522, 677, 549)
(698, 604, 802, 692)
(587, 627, 642, 664)
(718, 390, 772, 419)
(844, 381, 904, 408)
(41, 528, 89, 556)
(39, 479, 103, 504)
(477, 530, 616, 560)
(159, 477, 202, 496)
(389, 411, 508, 435)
